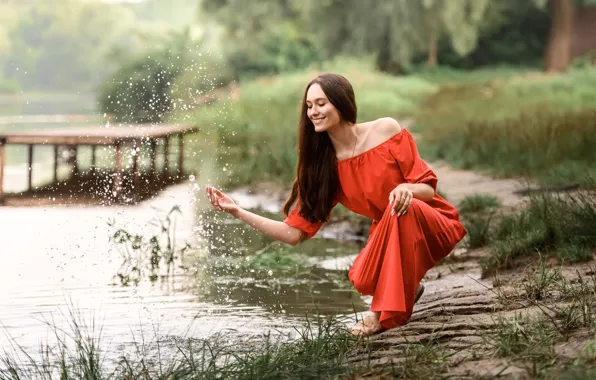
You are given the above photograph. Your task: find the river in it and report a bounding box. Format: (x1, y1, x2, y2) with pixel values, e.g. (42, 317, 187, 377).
(0, 96, 368, 365)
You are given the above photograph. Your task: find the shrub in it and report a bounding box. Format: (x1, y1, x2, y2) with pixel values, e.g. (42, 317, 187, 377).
(416, 68, 596, 185)
(183, 62, 437, 186)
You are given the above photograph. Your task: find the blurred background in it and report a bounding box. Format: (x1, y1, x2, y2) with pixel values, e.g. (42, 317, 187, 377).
(1, 0, 596, 375)
(3, 0, 595, 187)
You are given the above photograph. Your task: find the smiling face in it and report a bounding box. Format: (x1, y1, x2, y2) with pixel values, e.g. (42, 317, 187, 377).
(305, 83, 343, 133)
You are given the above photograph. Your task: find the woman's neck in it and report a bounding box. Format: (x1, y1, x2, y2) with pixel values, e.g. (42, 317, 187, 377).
(327, 121, 358, 157)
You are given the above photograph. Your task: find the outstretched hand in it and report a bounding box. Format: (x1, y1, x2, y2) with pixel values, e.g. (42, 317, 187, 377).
(389, 184, 413, 217)
(206, 186, 240, 216)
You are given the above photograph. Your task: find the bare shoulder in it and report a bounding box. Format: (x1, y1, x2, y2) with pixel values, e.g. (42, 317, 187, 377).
(373, 117, 402, 139)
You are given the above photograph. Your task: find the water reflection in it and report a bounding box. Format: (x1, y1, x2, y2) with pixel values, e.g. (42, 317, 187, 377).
(0, 181, 367, 357)
(0, 96, 367, 360)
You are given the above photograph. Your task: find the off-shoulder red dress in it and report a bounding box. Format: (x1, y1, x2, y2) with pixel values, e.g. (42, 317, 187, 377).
(283, 129, 467, 329)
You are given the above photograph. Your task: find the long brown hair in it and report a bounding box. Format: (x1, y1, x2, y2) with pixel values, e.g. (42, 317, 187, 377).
(283, 73, 357, 223)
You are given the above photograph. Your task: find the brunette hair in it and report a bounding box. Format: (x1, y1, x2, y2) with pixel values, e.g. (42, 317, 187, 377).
(282, 73, 357, 223)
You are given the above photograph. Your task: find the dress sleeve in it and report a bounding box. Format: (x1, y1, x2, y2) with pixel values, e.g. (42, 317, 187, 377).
(283, 198, 336, 239)
(390, 129, 438, 191)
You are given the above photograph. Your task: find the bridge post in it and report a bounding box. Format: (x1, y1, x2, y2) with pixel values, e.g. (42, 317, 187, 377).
(113, 142, 122, 201)
(0, 138, 5, 205)
(27, 144, 33, 192)
(177, 134, 184, 179)
(163, 136, 170, 182)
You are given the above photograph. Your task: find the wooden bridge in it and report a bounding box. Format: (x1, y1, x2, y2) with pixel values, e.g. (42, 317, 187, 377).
(0, 123, 199, 206)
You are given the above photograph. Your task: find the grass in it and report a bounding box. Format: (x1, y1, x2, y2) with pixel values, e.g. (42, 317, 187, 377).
(174, 57, 438, 187)
(486, 313, 557, 365)
(173, 60, 596, 189)
(455, 185, 596, 275)
(0, 311, 369, 380)
(481, 264, 596, 378)
(415, 66, 596, 186)
(458, 194, 501, 249)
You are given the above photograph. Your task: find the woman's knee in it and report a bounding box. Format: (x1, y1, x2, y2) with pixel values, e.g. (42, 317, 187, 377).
(408, 198, 425, 214)
(348, 269, 376, 295)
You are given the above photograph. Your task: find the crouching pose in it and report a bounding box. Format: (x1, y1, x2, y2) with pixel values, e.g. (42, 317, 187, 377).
(206, 73, 466, 336)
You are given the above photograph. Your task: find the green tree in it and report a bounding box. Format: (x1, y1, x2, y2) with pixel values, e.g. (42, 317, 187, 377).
(420, 0, 491, 67)
(0, 1, 18, 58)
(4, 0, 136, 91)
(306, 0, 490, 73)
(418, 0, 550, 69)
(198, 0, 321, 78)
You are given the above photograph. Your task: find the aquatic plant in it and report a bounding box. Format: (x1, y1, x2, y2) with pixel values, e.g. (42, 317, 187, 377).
(108, 205, 191, 286)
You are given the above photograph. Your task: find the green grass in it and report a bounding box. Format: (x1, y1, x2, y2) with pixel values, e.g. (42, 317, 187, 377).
(175, 60, 596, 188)
(467, 186, 596, 275)
(412, 64, 538, 85)
(175, 58, 438, 186)
(415, 67, 596, 186)
(459, 194, 500, 249)
(0, 312, 368, 380)
(483, 266, 596, 378)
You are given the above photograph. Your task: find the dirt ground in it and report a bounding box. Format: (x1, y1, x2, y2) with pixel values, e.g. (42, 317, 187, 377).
(345, 140, 596, 379)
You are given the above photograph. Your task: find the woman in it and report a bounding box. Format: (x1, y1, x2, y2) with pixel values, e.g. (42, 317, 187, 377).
(206, 73, 466, 336)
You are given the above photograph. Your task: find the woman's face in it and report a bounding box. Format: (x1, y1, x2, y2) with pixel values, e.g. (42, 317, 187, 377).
(306, 83, 342, 132)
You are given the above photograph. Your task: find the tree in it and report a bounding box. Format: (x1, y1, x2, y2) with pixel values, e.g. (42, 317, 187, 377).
(201, 0, 505, 74)
(198, 0, 322, 79)
(534, 0, 575, 72)
(534, 0, 596, 73)
(3, 0, 139, 91)
(420, 0, 490, 67)
(305, 0, 490, 73)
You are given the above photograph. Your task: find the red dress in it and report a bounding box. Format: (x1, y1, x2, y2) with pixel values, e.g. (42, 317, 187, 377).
(284, 129, 467, 330)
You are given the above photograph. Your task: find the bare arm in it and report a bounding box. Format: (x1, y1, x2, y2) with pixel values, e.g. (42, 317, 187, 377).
(233, 207, 303, 245)
(206, 185, 303, 245)
(397, 183, 434, 201)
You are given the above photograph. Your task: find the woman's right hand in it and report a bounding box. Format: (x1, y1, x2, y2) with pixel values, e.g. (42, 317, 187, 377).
(206, 185, 240, 216)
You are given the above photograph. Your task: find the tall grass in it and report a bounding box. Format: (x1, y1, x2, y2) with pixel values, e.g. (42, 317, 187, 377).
(179, 59, 438, 186)
(0, 312, 367, 380)
(465, 185, 596, 275)
(416, 67, 596, 185)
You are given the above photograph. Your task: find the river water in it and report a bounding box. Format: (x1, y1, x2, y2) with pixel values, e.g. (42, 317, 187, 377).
(0, 97, 368, 364)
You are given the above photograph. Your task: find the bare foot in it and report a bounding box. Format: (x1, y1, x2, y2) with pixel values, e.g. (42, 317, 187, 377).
(350, 314, 385, 336)
(351, 285, 424, 336)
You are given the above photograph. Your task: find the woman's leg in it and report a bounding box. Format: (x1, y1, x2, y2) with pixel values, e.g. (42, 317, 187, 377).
(349, 199, 465, 332)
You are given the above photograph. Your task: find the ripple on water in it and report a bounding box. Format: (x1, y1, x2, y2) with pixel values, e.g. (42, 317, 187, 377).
(0, 181, 366, 362)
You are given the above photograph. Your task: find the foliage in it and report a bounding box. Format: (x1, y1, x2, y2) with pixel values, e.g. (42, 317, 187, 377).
(200, 0, 493, 75)
(478, 187, 596, 274)
(0, 0, 18, 58)
(0, 0, 204, 92)
(416, 67, 596, 185)
(413, 0, 550, 69)
(226, 23, 325, 81)
(98, 28, 232, 123)
(198, 0, 321, 79)
(312, 0, 491, 73)
(459, 195, 500, 249)
(2, 0, 137, 91)
(0, 310, 366, 380)
(108, 205, 191, 286)
(0, 77, 19, 94)
(180, 60, 437, 186)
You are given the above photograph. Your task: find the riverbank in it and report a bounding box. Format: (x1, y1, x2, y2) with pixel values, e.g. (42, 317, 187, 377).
(4, 157, 596, 379)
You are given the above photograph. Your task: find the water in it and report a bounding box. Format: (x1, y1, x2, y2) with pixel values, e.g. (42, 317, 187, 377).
(0, 96, 368, 362)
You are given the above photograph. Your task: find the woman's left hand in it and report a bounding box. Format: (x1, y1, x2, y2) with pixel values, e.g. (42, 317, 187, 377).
(389, 184, 413, 217)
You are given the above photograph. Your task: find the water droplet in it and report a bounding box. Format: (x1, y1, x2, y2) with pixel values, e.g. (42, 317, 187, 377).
(189, 175, 195, 181)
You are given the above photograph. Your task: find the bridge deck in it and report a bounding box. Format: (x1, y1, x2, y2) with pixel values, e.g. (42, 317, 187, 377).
(0, 123, 199, 205)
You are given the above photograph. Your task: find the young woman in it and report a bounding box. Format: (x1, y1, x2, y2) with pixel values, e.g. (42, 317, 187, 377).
(206, 73, 466, 336)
